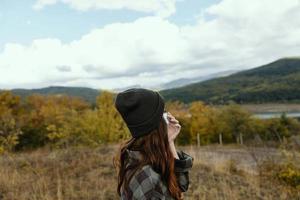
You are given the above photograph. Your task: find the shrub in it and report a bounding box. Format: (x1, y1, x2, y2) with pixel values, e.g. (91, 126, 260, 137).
(0, 146, 4, 154)
(277, 163, 300, 188)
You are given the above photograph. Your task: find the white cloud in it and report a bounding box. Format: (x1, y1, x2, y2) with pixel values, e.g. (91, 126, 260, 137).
(33, 0, 176, 18)
(0, 17, 189, 89)
(2, 0, 300, 90)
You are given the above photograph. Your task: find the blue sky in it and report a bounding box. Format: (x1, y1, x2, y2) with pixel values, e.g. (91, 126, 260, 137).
(0, 0, 299, 90)
(0, 0, 219, 49)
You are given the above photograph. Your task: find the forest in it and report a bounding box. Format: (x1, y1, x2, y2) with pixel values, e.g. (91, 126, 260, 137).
(161, 58, 300, 104)
(1, 90, 300, 153)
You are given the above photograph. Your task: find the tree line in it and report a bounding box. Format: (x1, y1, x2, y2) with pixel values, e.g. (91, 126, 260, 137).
(1, 90, 300, 153)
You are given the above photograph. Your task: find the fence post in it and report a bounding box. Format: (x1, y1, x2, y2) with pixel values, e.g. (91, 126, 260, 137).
(219, 133, 223, 145)
(197, 133, 200, 147)
(240, 133, 243, 145)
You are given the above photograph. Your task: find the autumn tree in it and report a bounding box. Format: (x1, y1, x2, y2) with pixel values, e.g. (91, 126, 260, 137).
(220, 104, 253, 144)
(165, 100, 189, 118)
(96, 91, 130, 143)
(0, 91, 22, 152)
(58, 109, 101, 147)
(17, 94, 90, 149)
(262, 113, 300, 143)
(204, 107, 231, 144)
(188, 101, 213, 144)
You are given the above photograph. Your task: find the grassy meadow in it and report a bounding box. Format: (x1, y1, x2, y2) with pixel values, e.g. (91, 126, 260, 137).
(1, 91, 300, 199)
(0, 145, 299, 200)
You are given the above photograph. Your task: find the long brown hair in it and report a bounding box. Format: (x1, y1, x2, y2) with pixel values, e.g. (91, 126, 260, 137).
(113, 116, 182, 199)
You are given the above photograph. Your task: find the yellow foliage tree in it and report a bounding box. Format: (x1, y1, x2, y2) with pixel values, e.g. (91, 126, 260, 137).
(0, 91, 22, 152)
(165, 100, 189, 118)
(96, 91, 130, 143)
(220, 104, 253, 144)
(188, 101, 212, 144)
(21, 94, 90, 149)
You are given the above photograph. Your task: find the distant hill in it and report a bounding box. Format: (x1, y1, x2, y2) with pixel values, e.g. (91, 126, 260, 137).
(160, 58, 300, 104)
(5, 86, 101, 105)
(2, 58, 300, 105)
(158, 70, 239, 90)
(111, 70, 239, 92)
(111, 84, 142, 92)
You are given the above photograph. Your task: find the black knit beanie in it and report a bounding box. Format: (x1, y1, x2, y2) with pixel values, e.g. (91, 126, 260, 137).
(114, 88, 165, 138)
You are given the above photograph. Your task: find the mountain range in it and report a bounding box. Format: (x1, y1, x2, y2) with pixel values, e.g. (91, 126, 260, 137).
(160, 58, 300, 104)
(112, 69, 239, 92)
(6, 86, 100, 105)
(1, 58, 300, 104)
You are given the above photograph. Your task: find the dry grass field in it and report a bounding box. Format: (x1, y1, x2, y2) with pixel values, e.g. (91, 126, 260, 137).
(0, 145, 299, 200)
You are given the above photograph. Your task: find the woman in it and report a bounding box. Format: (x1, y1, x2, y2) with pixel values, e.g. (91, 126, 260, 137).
(114, 88, 193, 200)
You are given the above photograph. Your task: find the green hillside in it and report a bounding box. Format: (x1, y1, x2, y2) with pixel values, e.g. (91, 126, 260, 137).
(9, 86, 101, 104)
(160, 58, 300, 104)
(2, 58, 300, 105)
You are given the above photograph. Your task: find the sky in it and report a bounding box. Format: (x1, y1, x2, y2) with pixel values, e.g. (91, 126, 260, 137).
(1, 0, 300, 90)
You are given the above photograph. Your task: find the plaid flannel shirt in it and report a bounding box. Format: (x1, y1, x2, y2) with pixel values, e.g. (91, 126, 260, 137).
(120, 149, 194, 200)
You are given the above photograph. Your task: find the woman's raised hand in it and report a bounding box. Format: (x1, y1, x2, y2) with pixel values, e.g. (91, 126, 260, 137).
(166, 112, 181, 143)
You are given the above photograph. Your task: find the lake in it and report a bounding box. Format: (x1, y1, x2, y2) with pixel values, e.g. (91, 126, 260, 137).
(254, 112, 300, 119)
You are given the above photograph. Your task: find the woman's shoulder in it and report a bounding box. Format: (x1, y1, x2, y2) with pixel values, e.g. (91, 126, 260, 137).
(130, 164, 162, 188)
(124, 165, 169, 199)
